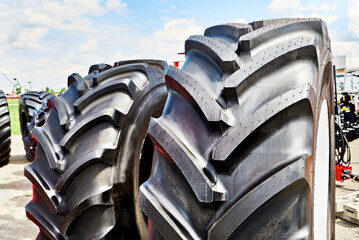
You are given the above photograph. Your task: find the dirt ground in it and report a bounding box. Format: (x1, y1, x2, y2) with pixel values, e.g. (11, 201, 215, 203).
(0, 135, 37, 240)
(335, 138, 359, 239)
(0, 135, 359, 239)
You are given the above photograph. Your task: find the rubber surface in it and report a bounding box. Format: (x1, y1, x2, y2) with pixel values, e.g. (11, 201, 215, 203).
(140, 18, 335, 239)
(19, 91, 51, 161)
(0, 90, 11, 167)
(24, 60, 168, 239)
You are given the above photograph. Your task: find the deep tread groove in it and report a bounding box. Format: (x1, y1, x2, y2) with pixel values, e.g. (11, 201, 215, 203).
(26, 188, 63, 240)
(59, 108, 122, 149)
(93, 63, 155, 90)
(88, 63, 112, 74)
(149, 119, 227, 202)
(213, 84, 315, 160)
(32, 110, 65, 170)
(140, 18, 334, 239)
(224, 37, 318, 88)
(204, 23, 253, 51)
(208, 159, 306, 239)
(73, 79, 137, 112)
(47, 84, 78, 129)
(241, 18, 326, 54)
(166, 66, 231, 124)
(185, 35, 240, 73)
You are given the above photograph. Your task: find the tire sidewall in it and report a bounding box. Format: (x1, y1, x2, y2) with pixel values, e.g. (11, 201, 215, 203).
(312, 58, 335, 239)
(113, 82, 167, 239)
(18, 96, 30, 143)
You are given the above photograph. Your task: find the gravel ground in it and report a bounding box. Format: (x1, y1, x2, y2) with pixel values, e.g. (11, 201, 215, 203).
(335, 137, 359, 239)
(0, 135, 37, 240)
(0, 135, 358, 239)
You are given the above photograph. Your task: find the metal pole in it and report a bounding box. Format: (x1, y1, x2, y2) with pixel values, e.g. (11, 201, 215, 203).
(334, 65, 338, 115)
(0, 70, 15, 86)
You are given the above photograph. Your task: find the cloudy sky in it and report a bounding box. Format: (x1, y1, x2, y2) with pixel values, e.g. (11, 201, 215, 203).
(0, 0, 355, 92)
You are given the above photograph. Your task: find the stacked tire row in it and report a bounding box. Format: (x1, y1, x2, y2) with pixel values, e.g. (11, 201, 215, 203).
(19, 91, 52, 161)
(0, 90, 11, 167)
(25, 18, 335, 239)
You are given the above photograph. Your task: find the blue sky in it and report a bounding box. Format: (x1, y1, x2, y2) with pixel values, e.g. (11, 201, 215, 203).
(0, 0, 354, 92)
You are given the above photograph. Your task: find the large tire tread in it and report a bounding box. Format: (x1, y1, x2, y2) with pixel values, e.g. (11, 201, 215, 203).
(25, 60, 167, 239)
(140, 18, 334, 239)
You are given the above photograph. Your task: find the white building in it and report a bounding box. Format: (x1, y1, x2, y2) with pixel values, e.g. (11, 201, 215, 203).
(333, 56, 359, 93)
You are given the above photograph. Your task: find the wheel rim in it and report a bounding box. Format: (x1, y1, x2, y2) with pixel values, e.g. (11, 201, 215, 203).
(313, 99, 330, 239)
(20, 112, 29, 137)
(133, 134, 154, 238)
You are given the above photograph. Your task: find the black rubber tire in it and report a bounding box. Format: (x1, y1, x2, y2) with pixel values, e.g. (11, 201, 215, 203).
(0, 90, 11, 167)
(140, 19, 335, 239)
(24, 60, 168, 239)
(19, 91, 52, 161)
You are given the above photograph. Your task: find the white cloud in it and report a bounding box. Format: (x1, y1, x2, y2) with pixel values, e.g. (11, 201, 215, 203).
(136, 19, 203, 63)
(308, 3, 336, 12)
(269, 0, 337, 14)
(160, 5, 176, 13)
(0, 0, 117, 52)
(114, 52, 126, 60)
(12, 27, 48, 50)
(154, 19, 203, 42)
(42, 0, 126, 18)
(0, 33, 7, 45)
(291, 13, 339, 25)
(332, 40, 359, 56)
(268, 0, 338, 27)
(322, 15, 339, 25)
(0, 17, 203, 92)
(0, 0, 131, 93)
(24, 8, 52, 26)
(43, 0, 101, 18)
(348, 0, 359, 38)
(78, 39, 99, 52)
(234, 18, 246, 24)
(321, 3, 336, 11)
(268, 0, 306, 13)
(105, 0, 128, 13)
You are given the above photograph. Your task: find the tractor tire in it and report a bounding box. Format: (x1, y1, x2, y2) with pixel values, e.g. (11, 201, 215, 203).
(140, 18, 335, 239)
(0, 90, 11, 167)
(19, 91, 51, 161)
(24, 60, 168, 239)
